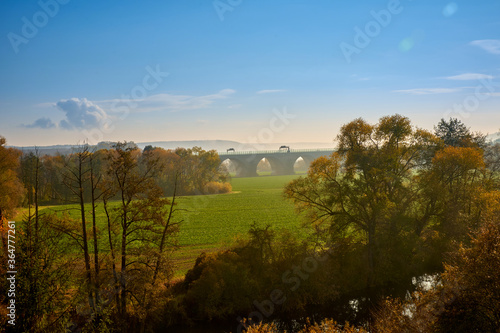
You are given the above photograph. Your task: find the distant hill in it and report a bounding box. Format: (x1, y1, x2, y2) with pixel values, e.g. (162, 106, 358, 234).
(138, 140, 335, 152)
(10, 140, 335, 156)
(137, 140, 242, 152)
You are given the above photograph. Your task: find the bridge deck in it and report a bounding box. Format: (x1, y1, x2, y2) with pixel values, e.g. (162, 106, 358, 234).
(218, 148, 335, 156)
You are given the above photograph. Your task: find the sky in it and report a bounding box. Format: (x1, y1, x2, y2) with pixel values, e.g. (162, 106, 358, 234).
(1, 0, 499, 147)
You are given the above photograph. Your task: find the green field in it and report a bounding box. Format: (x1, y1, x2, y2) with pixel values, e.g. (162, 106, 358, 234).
(173, 174, 305, 275)
(30, 174, 306, 277)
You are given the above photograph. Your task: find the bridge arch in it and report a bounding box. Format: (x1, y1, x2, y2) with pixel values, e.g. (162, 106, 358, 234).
(220, 156, 259, 177)
(218, 149, 335, 177)
(293, 157, 308, 174)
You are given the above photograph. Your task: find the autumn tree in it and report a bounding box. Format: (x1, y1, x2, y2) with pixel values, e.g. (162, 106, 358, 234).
(143, 146, 230, 196)
(285, 114, 495, 321)
(61, 145, 96, 314)
(285, 115, 439, 291)
(173, 147, 229, 195)
(0, 136, 23, 276)
(101, 143, 179, 332)
(0, 136, 23, 221)
(57, 144, 107, 327)
(0, 137, 24, 329)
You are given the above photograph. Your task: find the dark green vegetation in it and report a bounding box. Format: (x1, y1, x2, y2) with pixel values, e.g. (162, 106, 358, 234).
(1, 116, 500, 332)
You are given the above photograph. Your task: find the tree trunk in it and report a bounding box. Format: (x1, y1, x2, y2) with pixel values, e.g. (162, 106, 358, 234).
(78, 156, 95, 313)
(90, 155, 101, 314)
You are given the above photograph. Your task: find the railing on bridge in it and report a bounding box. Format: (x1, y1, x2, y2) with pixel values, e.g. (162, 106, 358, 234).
(218, 148, 336, 156)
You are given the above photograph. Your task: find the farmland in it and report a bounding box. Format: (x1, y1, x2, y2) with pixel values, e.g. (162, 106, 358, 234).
(29, 174, 306, 277)
(173, 174, 306, 274)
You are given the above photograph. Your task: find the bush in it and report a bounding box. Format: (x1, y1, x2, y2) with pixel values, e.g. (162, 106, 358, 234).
(203, 181, 232, 194)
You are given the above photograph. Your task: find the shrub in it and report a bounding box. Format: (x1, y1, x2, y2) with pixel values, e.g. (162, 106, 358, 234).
(203, 181, 232, 194)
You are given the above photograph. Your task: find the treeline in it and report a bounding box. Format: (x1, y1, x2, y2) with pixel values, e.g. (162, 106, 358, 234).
(0, 143, 230, 332)
(18, 144, 230, 206)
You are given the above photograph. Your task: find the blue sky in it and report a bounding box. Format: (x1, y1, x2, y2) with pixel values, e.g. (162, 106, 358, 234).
(1, 0, 499, 146)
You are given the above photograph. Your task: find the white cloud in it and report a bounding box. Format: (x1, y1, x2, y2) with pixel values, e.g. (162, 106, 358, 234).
(394, 88, 462, 95)
(470, 39, 500, 55)
(485, 92, 500, 97)
(444, 73, 494, 80)
(23, 89, 235, 131)
(256, 89, 287, 94)
(100, 89, 235, 113)
(56, 98, 109, 130)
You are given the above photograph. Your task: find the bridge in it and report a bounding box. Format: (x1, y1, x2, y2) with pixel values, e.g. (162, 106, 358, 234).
(218, 148, 335, 177)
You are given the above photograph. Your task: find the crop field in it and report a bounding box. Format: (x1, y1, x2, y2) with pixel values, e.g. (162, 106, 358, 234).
(26, 174, 307, 277)
(173, 174, 307, 274)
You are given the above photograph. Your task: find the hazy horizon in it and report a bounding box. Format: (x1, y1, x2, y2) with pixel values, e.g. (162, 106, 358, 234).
(1, 1, 499, 146)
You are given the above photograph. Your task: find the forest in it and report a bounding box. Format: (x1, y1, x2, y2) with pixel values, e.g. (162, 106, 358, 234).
(1, 115, 500, 332)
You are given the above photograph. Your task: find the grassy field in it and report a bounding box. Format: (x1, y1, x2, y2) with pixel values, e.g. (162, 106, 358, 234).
(173, 174, 305, 275)
(26, 174, 306, 277)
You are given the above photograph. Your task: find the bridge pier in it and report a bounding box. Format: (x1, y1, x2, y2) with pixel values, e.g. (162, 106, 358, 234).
(221, 155, 261, 177)
(267, 155, 297, 175)
(234, 160, 259, 177)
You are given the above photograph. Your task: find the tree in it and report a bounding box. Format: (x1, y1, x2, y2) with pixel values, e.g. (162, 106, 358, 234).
(373, 200, 500, 333)
(485, 143, 500, 175)
(101, 142, 179, 332)
(0, 136, 24, 297)
(0, 136, 23, 221)
(434, 118, 486, 148)
(285, 114, 496, 323)
(425, 146, 487, 241)
(145, 146, 230, 196)
(15, 150, 74, 332)
(61, 145, 95, 315)
(285, 115, 439, 292)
